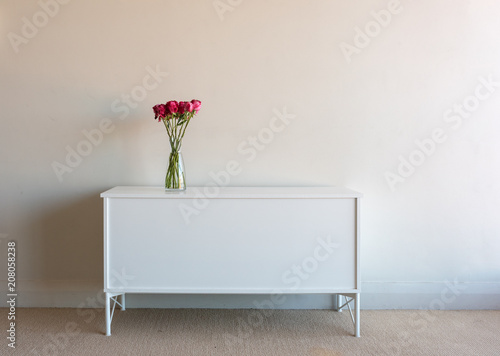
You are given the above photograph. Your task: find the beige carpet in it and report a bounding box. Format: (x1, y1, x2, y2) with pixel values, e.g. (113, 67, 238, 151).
(6, 308, 500, 355)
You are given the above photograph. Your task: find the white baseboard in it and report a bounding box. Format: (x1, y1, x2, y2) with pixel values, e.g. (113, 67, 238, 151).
(362, 281, 500, 309)
(5, 280, 500, 309)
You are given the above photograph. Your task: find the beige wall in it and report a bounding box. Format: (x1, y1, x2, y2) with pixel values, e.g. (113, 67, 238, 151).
(1, 0, 499, 308)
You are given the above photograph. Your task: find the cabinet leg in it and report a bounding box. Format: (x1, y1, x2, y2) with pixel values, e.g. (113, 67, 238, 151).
(354, 293, 360, 337)
(336, 294, 343, 312)
(121, 294, 126, 311)
(105, 292, 111, 336)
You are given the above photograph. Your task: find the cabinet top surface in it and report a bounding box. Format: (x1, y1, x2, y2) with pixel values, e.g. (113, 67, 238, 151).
(100, 186, 362, 199)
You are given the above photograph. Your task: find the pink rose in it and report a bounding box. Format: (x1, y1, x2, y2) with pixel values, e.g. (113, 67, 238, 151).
(153, 104, 167, 120)
(184, 101, 194, 113)
(191, 99, 201, 113)
(166, 101, 178, 114)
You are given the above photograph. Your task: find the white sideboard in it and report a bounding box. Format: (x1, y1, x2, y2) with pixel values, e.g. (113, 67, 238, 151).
(101, 186, 362, 336)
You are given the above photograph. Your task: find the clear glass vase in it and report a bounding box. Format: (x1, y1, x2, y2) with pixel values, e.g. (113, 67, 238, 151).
(165, 150, 186, 191)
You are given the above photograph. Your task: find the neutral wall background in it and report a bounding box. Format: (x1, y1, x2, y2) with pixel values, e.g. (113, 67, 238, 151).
(1, 0, 499, 309)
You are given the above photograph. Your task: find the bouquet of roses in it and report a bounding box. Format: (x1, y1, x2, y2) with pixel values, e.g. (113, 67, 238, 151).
(153, 99, 201, 190)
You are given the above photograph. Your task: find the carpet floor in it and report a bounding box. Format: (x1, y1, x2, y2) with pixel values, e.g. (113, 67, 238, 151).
(4, 308, 500, 355)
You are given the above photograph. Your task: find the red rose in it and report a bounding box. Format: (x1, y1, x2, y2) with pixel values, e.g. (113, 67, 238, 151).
(153, 104, 167, 120)
(191, 99, 201, 113)
(166, 101, 178, 114)
(178, 101, 187, 114)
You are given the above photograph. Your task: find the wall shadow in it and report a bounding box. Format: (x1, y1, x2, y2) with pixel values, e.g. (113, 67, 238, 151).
(34, 192, 103, 287)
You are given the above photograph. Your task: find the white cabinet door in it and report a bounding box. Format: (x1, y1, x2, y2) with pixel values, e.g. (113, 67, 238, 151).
(105, 197, 356, 293)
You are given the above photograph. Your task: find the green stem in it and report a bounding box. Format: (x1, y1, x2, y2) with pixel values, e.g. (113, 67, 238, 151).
(162, 112, 194, 189)
(165, 148, 183, 189)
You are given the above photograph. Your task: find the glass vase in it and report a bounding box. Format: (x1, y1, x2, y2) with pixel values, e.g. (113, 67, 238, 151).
(165, 149, 186, 191)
